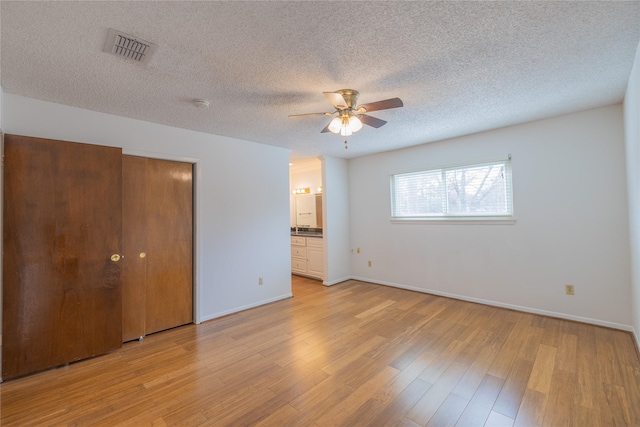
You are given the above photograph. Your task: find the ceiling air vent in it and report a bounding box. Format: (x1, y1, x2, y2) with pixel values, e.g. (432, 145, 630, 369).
(103, 28, 156, 64)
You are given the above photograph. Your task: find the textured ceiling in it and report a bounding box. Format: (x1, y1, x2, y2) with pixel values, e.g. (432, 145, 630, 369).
(1, 1, 639, 159)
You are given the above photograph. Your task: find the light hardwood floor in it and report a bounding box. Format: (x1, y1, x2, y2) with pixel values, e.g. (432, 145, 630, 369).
(2, 276, 640, 426)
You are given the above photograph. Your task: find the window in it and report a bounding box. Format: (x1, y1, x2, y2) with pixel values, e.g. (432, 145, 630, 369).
(391, 156, 513, 221)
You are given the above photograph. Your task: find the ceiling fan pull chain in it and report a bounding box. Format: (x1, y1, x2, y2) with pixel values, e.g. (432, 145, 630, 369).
(344, 139, 348, 149)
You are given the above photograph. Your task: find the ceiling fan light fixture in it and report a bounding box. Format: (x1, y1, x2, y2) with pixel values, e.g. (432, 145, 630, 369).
(349, 115, 363, 132)
(340, 116, 353, 136)
(328, 116, 342, 133)
(340, 126, 353, 136)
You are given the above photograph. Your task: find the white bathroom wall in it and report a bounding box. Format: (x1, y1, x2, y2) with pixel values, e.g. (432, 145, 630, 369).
(322, 156, 351, 285)
(2, 93, 292, 322)
(625, 40, 640, 344)
(349, 105, 632, 328)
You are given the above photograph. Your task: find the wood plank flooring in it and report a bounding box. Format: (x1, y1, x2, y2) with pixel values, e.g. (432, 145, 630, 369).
(2, 276, 640, 426)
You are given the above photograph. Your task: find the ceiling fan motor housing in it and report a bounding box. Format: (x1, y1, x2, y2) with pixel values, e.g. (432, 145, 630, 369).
(336, 89, 359, 110)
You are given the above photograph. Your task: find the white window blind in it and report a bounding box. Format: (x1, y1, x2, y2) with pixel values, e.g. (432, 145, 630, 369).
(391, 157, 513, 219)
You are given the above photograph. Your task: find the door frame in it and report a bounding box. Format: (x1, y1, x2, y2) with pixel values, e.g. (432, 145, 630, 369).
(123, 149, 200, 326)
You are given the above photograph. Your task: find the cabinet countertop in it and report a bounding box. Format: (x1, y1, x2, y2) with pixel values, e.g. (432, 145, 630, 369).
(291, 232, 322, 238)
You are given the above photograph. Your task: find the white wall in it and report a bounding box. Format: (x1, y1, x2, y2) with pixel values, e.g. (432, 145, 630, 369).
(322, 156, 351, 285)
(349, 105, 632, 328)
(625, 41, 640, 343)
(2, 93, 292, 322)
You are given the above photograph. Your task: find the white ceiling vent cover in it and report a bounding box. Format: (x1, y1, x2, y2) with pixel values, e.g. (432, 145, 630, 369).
(103, 28, 156, 64)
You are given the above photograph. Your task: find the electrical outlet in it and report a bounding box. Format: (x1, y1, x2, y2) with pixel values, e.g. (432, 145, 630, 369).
(565, 284, 574, 295)
(259, 277, 263, 286)
(368, 260, 372, 267)
(357, 247, 361, 254)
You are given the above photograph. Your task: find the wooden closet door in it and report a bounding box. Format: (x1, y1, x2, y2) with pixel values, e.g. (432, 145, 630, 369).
(122, 156, 193, 339)
(145, 158, 193, 334)
(3, 135, 123, 380)
(121, 156, 148, 342)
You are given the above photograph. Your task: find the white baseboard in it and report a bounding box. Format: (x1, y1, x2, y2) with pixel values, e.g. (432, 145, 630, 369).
(350, 276, 634, 332)
(197, 278, 634, 334)
(323, 276, 352, 286)
(199, 293, 293, 323)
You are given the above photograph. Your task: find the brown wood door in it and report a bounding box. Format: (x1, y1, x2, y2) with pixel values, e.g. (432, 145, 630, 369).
(121, 156, 147, 341)
(3, 135, 123, 380)
(122, 156, 192, 340)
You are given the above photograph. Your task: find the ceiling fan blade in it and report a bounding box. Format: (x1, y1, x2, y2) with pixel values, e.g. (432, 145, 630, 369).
(358, 114, 387, 128)
(323, 92, 349, 109)
(357, 97, 403, 113)
(289, 112, 333, 118)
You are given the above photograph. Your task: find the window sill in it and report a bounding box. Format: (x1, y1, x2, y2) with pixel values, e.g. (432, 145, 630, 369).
(391, 216, 516, 225)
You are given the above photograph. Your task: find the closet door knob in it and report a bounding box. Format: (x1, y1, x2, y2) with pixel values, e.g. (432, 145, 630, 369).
(139, 252, 146, 258)
(110, 254, 121, 262)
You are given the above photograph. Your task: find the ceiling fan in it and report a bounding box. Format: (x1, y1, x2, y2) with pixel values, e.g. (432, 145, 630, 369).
(289, 89, 403, 148)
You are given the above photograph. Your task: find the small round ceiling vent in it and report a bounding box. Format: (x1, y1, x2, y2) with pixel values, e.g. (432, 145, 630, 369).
(193, 99, 210, 108)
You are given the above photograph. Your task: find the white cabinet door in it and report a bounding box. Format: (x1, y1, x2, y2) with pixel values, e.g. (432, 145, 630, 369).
(307, 246, 323, 279)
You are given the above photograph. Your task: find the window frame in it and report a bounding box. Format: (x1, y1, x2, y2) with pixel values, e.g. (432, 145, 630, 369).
(390, 156, 515, 224)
